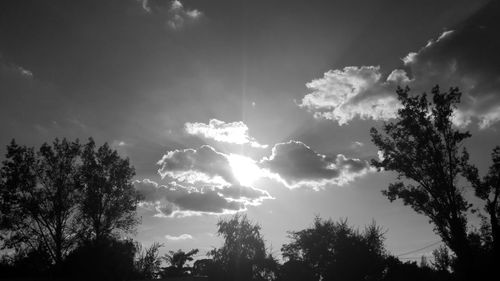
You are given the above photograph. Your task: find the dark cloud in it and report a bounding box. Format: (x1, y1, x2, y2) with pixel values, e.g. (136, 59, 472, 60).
(134, 179, 271, 217)
(400, 0, 500, 128)
(157, 145, 237, 185)
(260, 141, 372, 188)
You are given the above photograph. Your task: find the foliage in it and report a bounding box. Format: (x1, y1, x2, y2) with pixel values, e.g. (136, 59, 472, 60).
(161, 248, 199, 278)
(134, 241, 163, 279)
(0, 246, 52, 279)
(462, 146, 500, 262)
(209, 214, 278, 281)
(63, 237, 137, 281)
(0, 137, 142, 276)
(281, 216, 388, 281)
(79, 138, 141, 242)
(276, 260, 315, 281)
(192, 258, 216, 277)
(370, 86, 476, 278)
(0, 139, 82, 266)
(383, 256, 453, 281)
(432, 245, 454, 273)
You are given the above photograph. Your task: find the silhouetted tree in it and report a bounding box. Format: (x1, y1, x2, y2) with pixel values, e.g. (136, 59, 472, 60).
(192, 258, 217, 277)
(79, 138, 141, 242)
(383, 256, 453, 281)
(63, 237, 136, 281)
(134, 242, 163, 279)
(161, 248, 199, 278)
(277, 260, 315, 281)
(432, 245, 453, 273)
(0, 245, 52, 279)
(462, 146, 500, 265)
(0, 139, 81, 268)
(370, 86, 475, 279)
(209, 214, 278, 281)
(281, 217, 388, 281)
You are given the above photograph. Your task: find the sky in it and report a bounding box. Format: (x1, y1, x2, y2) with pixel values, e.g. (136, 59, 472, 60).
(1, 0, 500, 262)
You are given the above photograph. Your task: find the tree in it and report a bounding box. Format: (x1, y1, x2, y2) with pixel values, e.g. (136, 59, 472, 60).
(432, 245, 453, 273)
(463, 146, 500, 264)
(370, 86, 475, 279)
(277, 260, 315, 281)
(161, 248, 199, 278)
(134, 242, 163, 280)
(209, 214, 278, 281)
(192, 258, 216, 277)
(79, 138, 141, 242)
(63, 237, 137, 281)
(0, 139, 81, 267)
(281, 217, 388, 281)
(383, 256, 453, 281)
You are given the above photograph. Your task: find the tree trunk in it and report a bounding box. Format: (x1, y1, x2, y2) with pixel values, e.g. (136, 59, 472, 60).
(448, 219, 474, 281)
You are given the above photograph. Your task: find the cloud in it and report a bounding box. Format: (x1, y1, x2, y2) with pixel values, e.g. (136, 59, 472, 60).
(157, 145, 237, 185)
(260, 141, 373, 189)
(299, 66, 403, 125)
(135, 179, 272, 217)
(301, 1, 500, 129)
(399, 1, 500, 129)
(185, 119, 267, 148)
(142, 144, 274, 217)
(140, 0, 202, 30)
(0, 56, 34, 79)
(165, 234, 193, 241)
(155, 138, 373, 193)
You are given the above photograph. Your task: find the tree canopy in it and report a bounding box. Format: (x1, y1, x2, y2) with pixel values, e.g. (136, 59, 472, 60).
(281, 217, 388, 281)
(0, 138, 141, 270)
(161, 248, 199, 278)
(0, 139, 82, 266)
(209, 214, 278, 281)
(79, 139, 141, 242)
(370, 85, 499, 279)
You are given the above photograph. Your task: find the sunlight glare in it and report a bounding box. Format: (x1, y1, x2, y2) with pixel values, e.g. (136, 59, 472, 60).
(228, 154, 262, 186)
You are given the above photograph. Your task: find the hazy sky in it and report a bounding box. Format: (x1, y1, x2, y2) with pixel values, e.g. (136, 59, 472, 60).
(1, 0, 499, 261)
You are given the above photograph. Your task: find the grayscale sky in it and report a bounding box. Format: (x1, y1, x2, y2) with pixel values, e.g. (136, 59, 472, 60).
(1, 0, 499, 261)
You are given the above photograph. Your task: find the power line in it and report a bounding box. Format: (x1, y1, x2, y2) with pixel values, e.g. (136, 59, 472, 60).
(396, 240, 442, 257)
(399, 255, 432, 260)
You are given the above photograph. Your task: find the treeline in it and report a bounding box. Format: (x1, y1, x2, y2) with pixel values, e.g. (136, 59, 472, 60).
(0, 213, 453, 281)
(170, 214, 453, 281)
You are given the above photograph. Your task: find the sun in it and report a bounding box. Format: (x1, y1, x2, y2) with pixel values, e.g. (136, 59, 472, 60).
(228, 154, 262, 186)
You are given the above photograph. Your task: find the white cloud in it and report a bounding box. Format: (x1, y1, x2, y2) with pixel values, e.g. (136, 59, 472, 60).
(138, 0, 151, 13)
(301, 6, 500, 130)
(165, 234, 193, 241)
(300, 66, 402, 125)
(0, 58, 34, 79)
(167, 0, 202, 30)
(139, 0, 202, 30)
(16, 66, 33, 78)
(402, 52, 417, 65)
(143, 144, 275, 217)
(185, 119, 267, 148)
(478, 106, 500, 129)
(386, 69, 411, 83)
